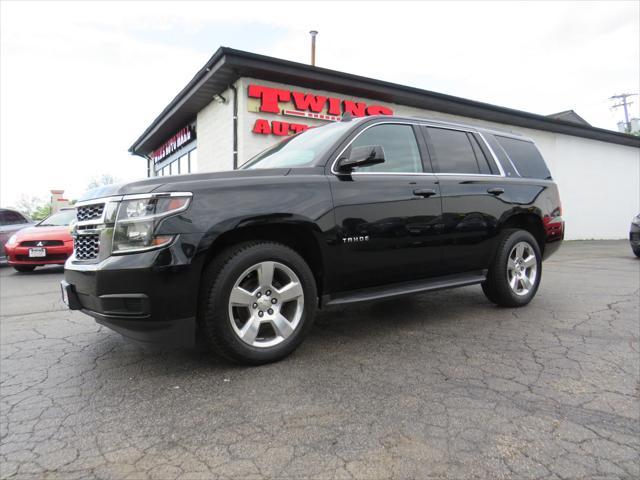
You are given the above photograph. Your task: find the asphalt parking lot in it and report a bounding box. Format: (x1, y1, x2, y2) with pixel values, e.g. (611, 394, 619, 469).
(0, 240, 638, 480)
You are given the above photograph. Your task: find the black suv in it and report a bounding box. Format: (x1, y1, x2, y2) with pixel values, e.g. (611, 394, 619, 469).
(62, 116, 564, 364)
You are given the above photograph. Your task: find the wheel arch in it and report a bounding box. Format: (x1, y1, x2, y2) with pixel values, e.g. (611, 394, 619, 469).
(500, 212, 546, 254)
(199, 221, 326, 301)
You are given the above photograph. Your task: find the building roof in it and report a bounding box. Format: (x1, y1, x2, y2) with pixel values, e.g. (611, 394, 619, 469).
(129, 47, 640, 156)
(546, 110, 591, 126)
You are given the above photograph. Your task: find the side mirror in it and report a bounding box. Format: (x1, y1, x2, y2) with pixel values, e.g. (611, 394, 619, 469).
(337, 145, 385, 171)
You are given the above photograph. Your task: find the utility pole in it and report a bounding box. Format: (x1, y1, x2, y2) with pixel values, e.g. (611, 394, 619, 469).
(609, 93, 636, 133)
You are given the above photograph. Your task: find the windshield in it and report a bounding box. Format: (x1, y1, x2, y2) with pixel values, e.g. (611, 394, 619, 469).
(241, 121, 353, 169)
(38, 209, 76, 227)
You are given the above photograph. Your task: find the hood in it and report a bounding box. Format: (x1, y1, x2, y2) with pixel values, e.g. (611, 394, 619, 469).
(78, 168, 293, 201)
(13, 225, 73, 241)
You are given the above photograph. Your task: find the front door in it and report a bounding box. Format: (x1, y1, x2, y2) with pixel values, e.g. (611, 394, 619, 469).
(328, 123, 442, 292)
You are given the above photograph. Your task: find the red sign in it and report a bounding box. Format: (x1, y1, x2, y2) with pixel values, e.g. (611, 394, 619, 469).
(151, 126, 195, 163)
(248, 84, 393, 136)
(252, 119, 310, 136)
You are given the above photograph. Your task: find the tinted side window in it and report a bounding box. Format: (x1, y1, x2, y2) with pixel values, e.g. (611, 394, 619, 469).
(350, 124, 423, 173)
(468, 134, 492, 174)
(0, 211, 27, 225)
(12, 212, 28, 224)
(496, 136, 552, 179)
(425, 127, 480, 174)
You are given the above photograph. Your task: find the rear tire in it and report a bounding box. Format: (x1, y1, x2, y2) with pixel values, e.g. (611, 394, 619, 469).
(198, 242, 317, 365)
(13, 265, 36, 273)
(482, 229, 542, 307)
(632, 246, 640, 258)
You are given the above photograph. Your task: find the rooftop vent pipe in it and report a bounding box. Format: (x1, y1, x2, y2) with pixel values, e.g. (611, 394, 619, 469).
(309, 30, 318, 66)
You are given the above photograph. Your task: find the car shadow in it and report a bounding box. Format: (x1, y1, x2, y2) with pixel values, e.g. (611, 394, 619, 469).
(11, 265, 65, 275)
(82, 287, 491, 374)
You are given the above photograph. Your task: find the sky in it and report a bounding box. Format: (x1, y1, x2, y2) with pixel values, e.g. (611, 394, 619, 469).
(1, 0, 639, 207)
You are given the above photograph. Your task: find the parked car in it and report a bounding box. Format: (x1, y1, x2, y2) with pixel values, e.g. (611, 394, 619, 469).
(4, 208, 75, 272)
(0, 208, 33, 264)
(62, 115, 564, 364)
(631, 214, 640, 257)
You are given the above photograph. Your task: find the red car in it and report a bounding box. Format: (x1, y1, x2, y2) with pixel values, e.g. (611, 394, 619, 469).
(4, 208, 75, 272)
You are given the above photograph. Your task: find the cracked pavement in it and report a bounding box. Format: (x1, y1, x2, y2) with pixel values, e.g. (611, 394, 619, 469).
(1, 240, 638, 479)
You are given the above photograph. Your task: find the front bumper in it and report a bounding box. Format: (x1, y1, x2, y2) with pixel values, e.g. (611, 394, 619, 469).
(62, 235, 203, 347)
(6, 243, 73, 265)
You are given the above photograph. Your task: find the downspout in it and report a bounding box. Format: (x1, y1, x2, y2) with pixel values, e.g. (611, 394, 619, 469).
(229, 83, 238, 169)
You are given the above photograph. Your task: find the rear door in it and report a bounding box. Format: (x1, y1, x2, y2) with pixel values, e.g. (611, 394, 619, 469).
(421, 126, 512, 274)
(327, 122, 443, 292)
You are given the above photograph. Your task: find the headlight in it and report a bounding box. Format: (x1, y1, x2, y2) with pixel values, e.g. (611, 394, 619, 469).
(6, 234, 17, 246)
(112, 193, 191, 254)
(633, 215, 640, 227)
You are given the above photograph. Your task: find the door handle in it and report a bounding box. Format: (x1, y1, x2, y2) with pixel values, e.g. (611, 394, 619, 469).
(413, 188, 437, 198)
(487, 187, 505, 196)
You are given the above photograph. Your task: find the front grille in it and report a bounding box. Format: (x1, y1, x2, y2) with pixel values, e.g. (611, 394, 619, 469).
(20, 240, 64, 247)
(77, 204, 104, 222)
(74, 234, 100, 260)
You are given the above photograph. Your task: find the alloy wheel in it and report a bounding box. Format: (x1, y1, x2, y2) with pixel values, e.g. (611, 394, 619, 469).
(228, 261, 304, 348)
(507, 241, 538, 296)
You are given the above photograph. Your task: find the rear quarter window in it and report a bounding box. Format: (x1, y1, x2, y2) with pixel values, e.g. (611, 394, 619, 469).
(496, 136, 552, 180)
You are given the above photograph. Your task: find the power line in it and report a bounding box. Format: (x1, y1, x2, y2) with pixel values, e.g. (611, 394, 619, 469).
(609, 93, 636, 133)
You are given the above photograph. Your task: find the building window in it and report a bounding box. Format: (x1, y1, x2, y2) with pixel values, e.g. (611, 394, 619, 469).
(179, 154, 188, 174)
(154, 147, 197, 177)
(189, 149, 198, 173)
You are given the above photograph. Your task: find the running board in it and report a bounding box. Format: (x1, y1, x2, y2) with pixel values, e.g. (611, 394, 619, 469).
(323, 271, 487, 307)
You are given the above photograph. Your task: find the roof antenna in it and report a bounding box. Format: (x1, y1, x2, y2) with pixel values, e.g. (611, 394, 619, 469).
(309, 30, 318, 66)
(341, 112, 352, 122)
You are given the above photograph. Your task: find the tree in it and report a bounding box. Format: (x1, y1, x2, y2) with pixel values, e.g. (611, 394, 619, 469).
(32, 204, 52, 221)
(13, 195, 43, 219)
(10, 195, 53, 221)
(87, 174, 118, 191)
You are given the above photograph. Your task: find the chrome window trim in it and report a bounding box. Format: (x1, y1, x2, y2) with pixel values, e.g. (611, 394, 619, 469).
(330, 121, 426, 176)
(330, 120, 506, 177)
(476, 131, 506, 176)
(345, 171, 505, 178)
(490, 136, 522, 177)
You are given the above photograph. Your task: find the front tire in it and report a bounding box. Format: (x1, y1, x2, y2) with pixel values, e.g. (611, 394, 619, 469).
(198, 242, 317, 365)
(482, 229, 542, 307)
(13, 265, 36, 273)
(632, 246, 640, 258)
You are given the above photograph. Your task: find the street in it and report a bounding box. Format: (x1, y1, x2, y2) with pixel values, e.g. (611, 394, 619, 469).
(1, 241, 638, 479)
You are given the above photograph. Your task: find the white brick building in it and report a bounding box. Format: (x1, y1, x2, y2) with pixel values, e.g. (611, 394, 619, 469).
(130, 48, 640, 240)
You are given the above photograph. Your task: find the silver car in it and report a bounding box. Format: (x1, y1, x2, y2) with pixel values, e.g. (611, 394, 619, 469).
(0, 208, 33, 263)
